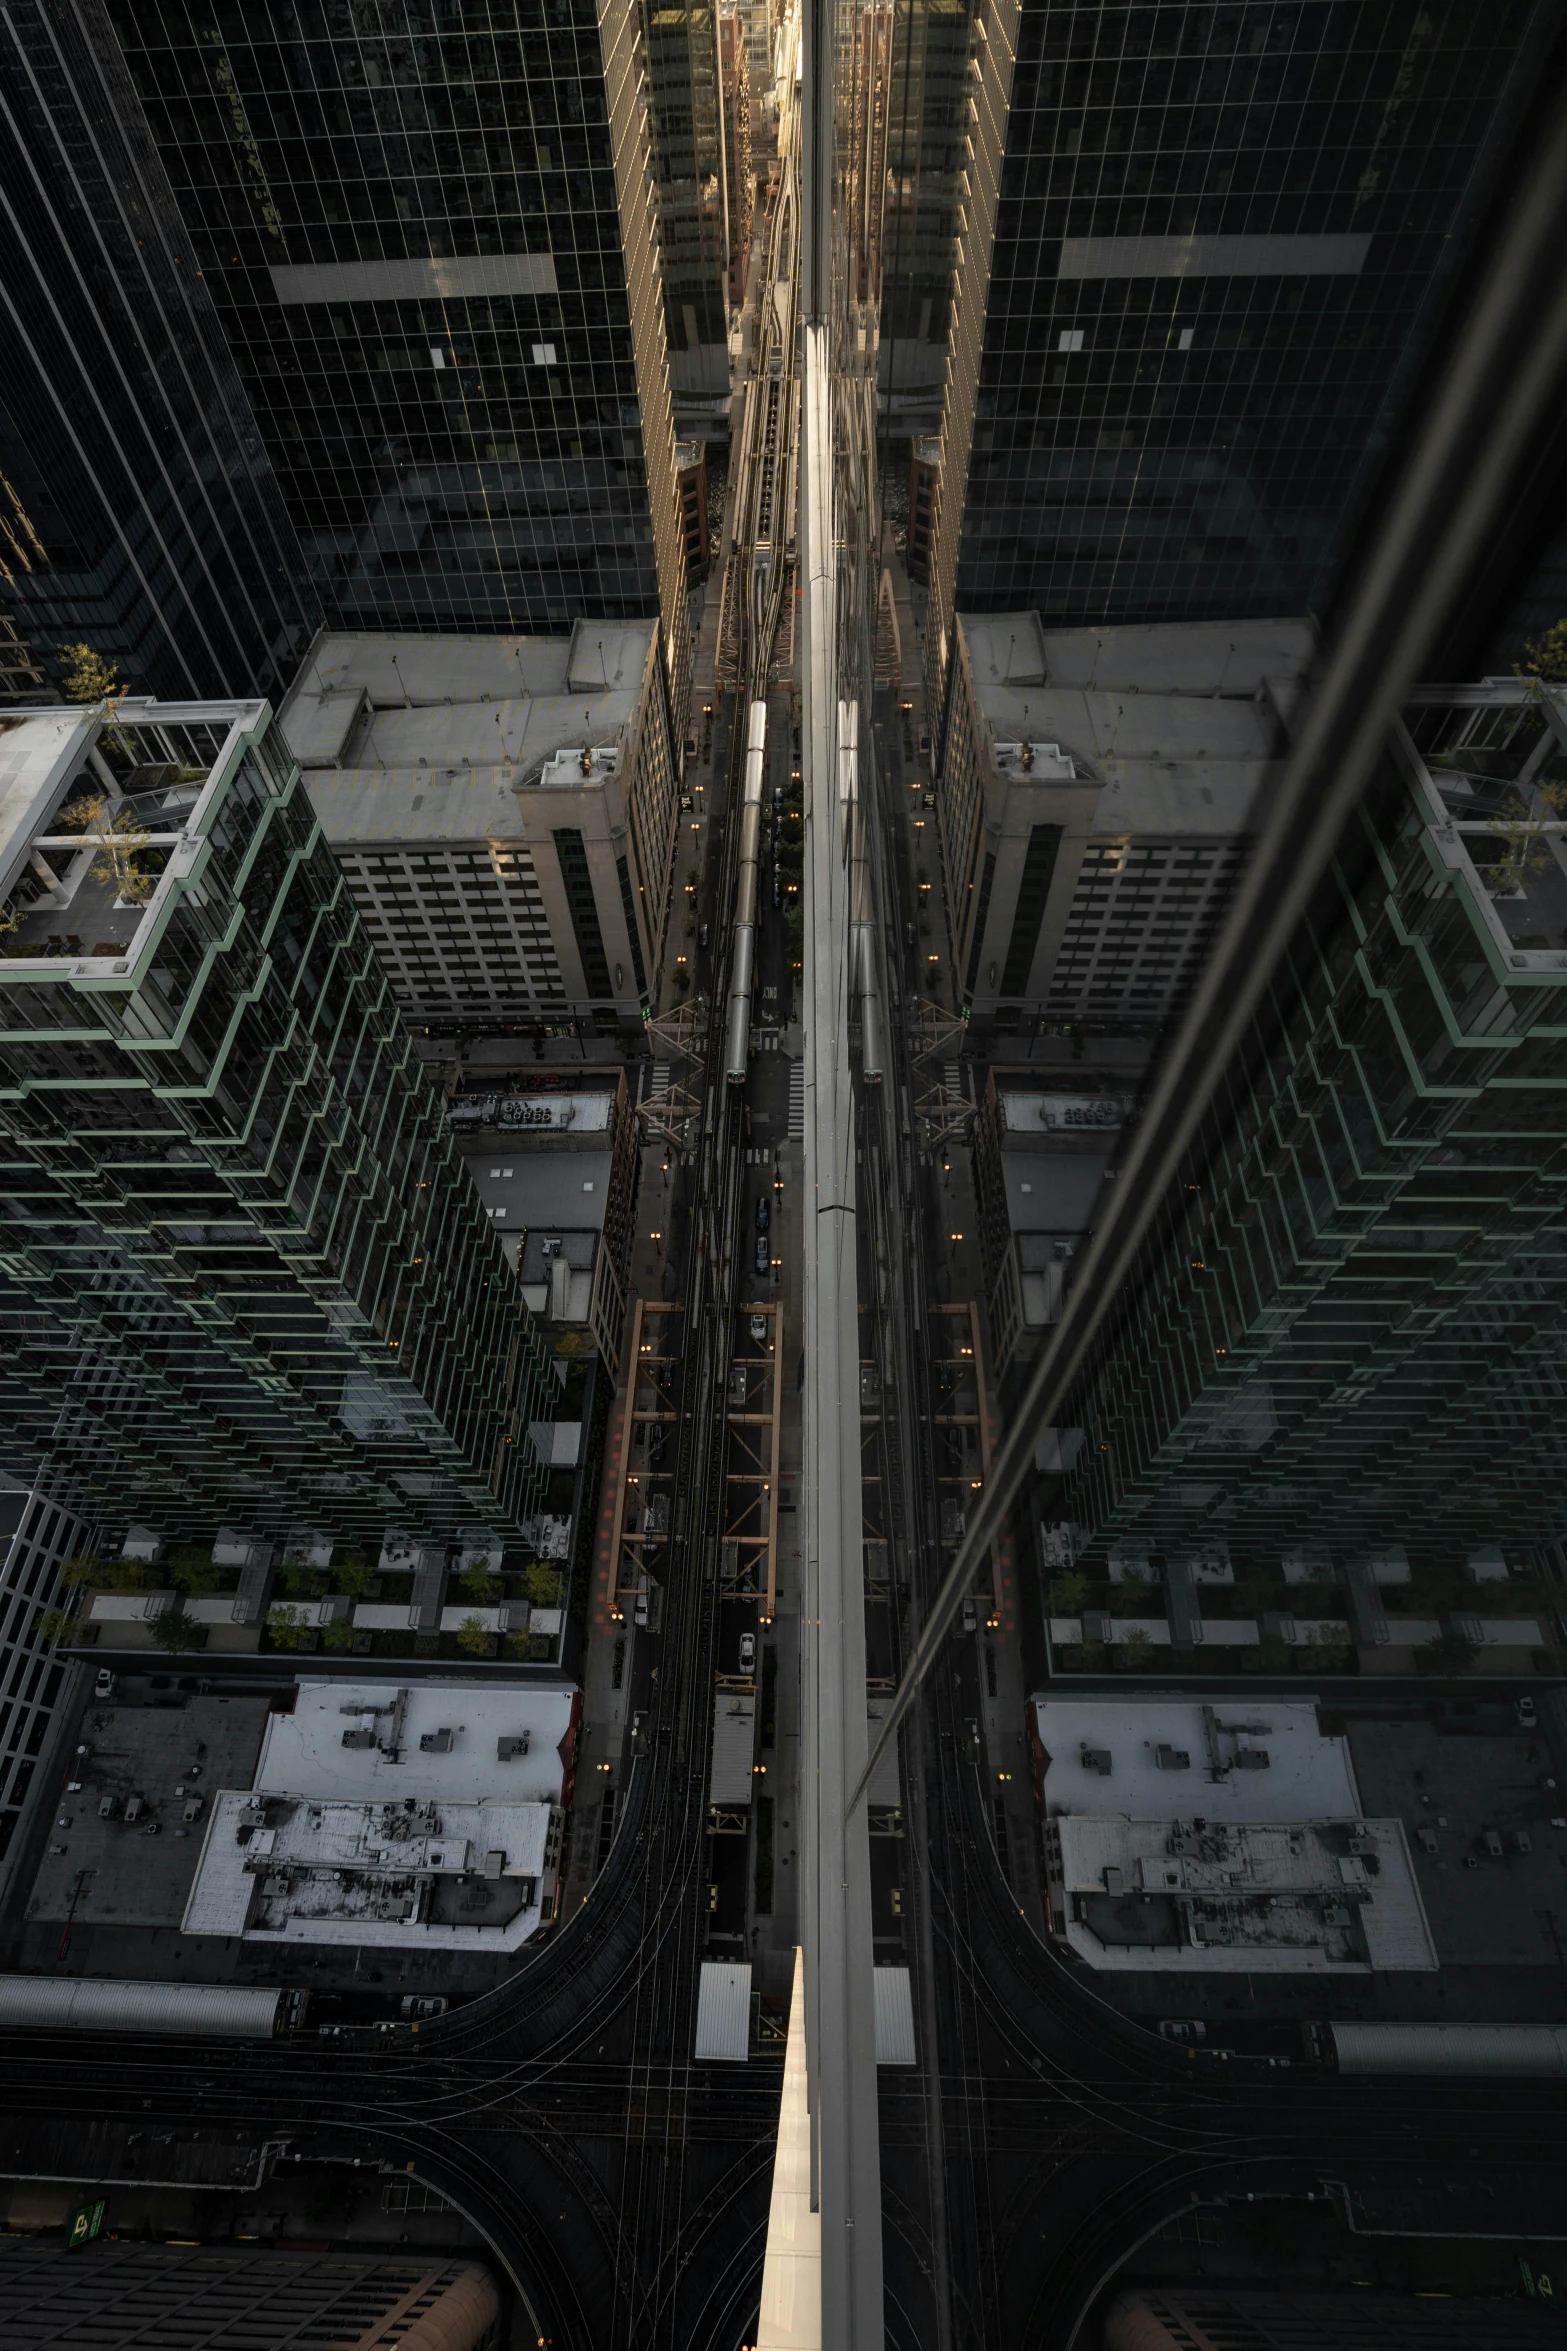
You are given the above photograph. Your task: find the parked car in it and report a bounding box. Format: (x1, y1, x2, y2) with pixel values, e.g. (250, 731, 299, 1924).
(698, 923, 710, 950)
(756, 1197, 771, 1233)
(94, 1668, 116, 1702)
(1517, 1695, 1538, 1729)
(739, 1632, 756, 1673)
(960, 1598, 978, 1636)
(754, 1235, 771, 1275)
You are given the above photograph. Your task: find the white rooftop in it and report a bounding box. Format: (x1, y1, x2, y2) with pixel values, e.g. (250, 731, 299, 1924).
(1035, 1698, 1360, 1820)
(281, 624, 655, 841)
(1052, 1813, 1436, 1973)
(958, 612, 1315, 836)
(961, 612, 1316, 697)
(999, 1092, 1136, 1139)
(183, 1789, 560, 1951)
(446, 1090, 613, 1136)
(256, 1678, 577, 1809)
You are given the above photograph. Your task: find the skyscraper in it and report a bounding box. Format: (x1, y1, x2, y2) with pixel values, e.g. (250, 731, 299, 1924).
(879, 0, 972, 443)
(1060, 673, 1567, 1568)
(0, 0, 319, 699)
(644, 0, 738, 406)
(101, 0, 690, 735)
(922, 1, 1556, 733)
(0, 694, 555, 1545)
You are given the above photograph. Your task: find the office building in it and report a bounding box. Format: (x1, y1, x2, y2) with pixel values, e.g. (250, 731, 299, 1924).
(0, 0, 318, 698)
(879, 0, 973, 439)
(183, 1679, 573, 1951)
(923, 0, 1555, 731)
(942, 610, 1313, 1021)
(1060, 674, 1567, 1569)
(448, 1069, 641, 1370)
(0, 2238, 501, 2351)
(718, 9, 755, 311)
(974, 1070, 1128, 1379)
(282, 624, 675, 1027)
(1044, 1808, 1434, 1973)
(0, 695, 556, 1546)
(644, 0, 745, 408)
(102, 0, 690, 739)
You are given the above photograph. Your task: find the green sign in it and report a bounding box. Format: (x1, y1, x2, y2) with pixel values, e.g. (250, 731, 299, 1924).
(64, 2200, 105, 2251)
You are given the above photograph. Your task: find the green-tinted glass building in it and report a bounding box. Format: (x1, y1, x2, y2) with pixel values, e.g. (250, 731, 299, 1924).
(1063, 677, 1567, 1567)
(0, 695, 555, 1545)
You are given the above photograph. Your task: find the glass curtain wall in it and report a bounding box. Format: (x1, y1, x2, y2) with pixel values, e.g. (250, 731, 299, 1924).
(948, 1, 1555, 629)
(106, 0, 677, 644)
(0, 703, 555, 1543)
(0, 0, 319, 699)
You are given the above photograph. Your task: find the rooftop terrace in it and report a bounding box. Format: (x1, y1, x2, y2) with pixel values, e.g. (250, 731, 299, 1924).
(0, 703, 260, 976)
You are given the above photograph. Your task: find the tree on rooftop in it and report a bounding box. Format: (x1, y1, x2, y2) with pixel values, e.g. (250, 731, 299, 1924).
(60, 643, 122, 707)
(455, 1614, 493, 1657)
(1518, 619, 1567, 683)
(149, 1606, 200, 1653)
(167, 1545, 223, 1595)
(266, 1603, 315, 1651)
(59, 1552, 115, 1591)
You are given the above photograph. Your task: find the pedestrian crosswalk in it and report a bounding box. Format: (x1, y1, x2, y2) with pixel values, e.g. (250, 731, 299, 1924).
(788, 1059, 805, 1138)
(648, 1062, 671, 1103)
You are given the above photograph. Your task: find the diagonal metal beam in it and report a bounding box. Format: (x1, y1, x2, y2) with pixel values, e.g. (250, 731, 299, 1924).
(799, 304, 882, 2344)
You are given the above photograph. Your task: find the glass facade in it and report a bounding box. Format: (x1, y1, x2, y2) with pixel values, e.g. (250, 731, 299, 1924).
(643, 0, 732, 396)
(928, 0, 1553, 672)
(103, 0, 690, 696)
(1061, 678, 1567, 1568)
(0, 0, 319, 699)
(879, 0, 973, 434)
(0, 698, 555, 1544)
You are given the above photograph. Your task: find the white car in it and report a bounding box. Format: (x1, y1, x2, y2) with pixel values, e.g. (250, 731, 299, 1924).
(739, 1632, 757, 1673)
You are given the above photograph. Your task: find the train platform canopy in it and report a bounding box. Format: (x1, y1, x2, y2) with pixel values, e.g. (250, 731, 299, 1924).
(695, 1962, 752, 2061)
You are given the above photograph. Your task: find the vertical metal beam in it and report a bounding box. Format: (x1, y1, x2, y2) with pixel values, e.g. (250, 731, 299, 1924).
(799, 310, 883, 2344)
(799, 0, 829, 323)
